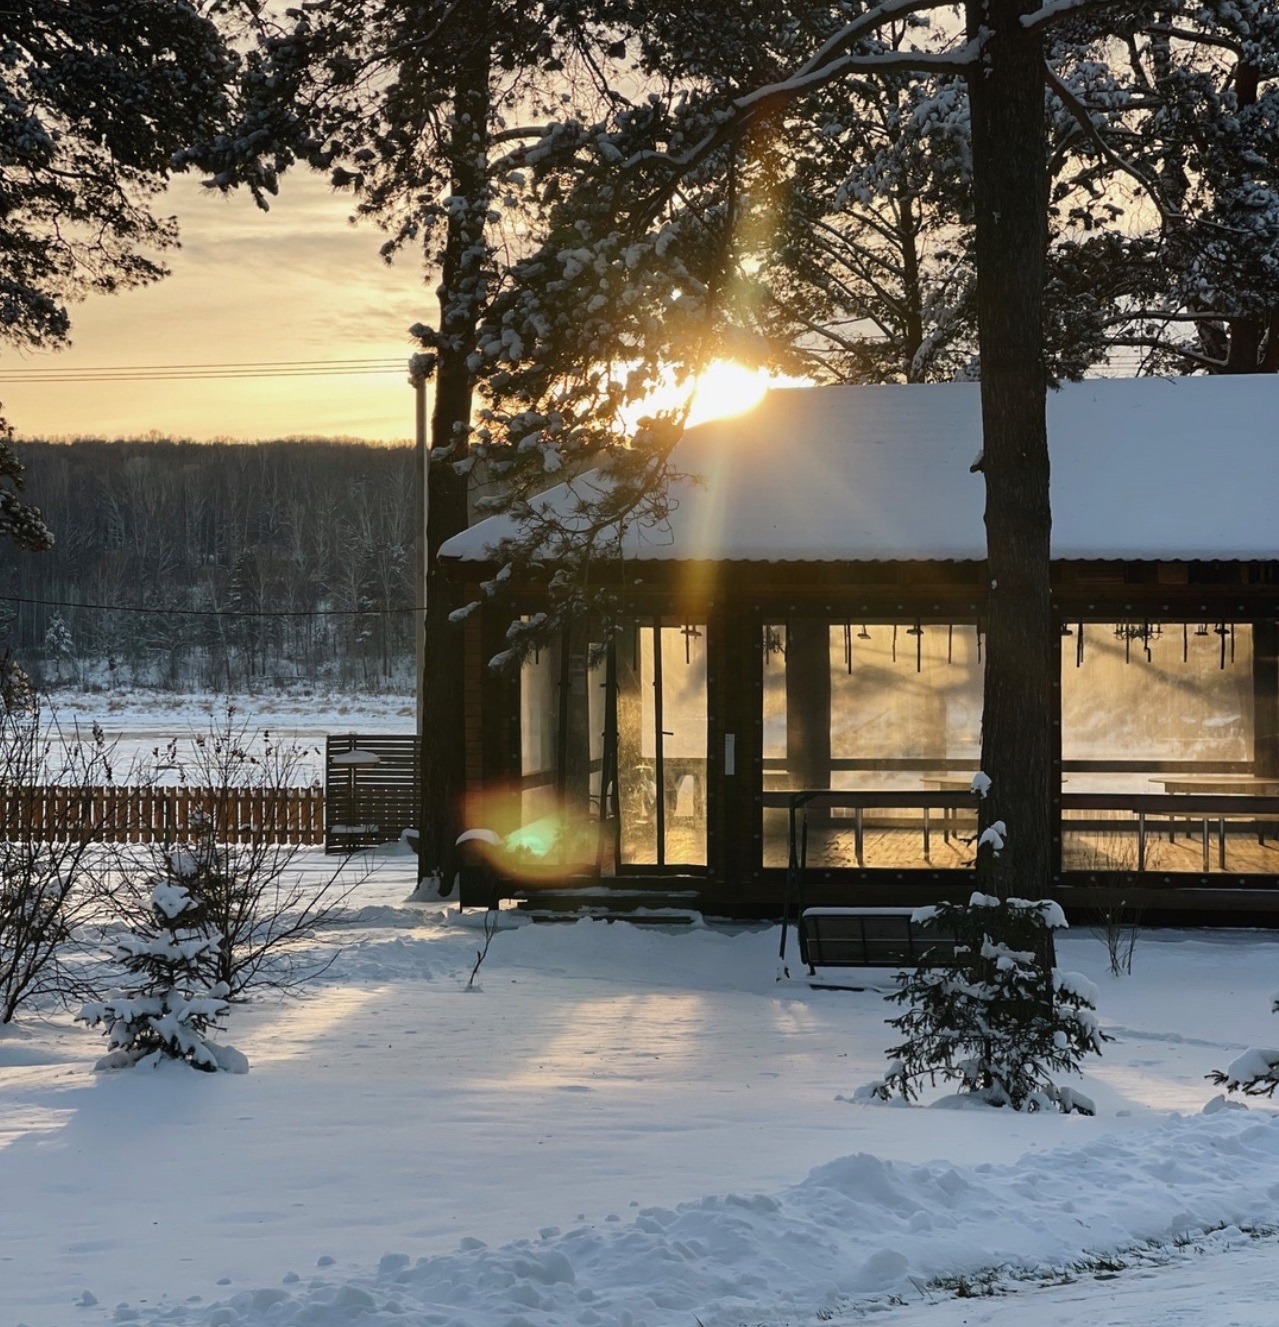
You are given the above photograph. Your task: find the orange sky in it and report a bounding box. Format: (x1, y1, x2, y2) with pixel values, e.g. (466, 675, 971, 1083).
(3, 173, 428, 443)
(1, 170, 785, 445)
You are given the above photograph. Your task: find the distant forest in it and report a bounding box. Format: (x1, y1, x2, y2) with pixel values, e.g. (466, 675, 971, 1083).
(3, 437, 418, 693)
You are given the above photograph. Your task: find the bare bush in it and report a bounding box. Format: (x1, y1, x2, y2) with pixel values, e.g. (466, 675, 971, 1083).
(1095, 881, 1143, 978)
(111, 708, 363, 997)
(1077, 836, 1143, 977)
(0, 697, 114, 1022)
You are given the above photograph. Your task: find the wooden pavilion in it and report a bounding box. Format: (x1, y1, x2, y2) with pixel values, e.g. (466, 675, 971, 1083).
(438, 376, 1279, 923)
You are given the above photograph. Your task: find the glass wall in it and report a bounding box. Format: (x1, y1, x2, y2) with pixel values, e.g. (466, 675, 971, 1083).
(1062, 622, 1253, 788)
(1060, 620, 1279, 875)
(763, 620, 983, 869)
(617, 621, 708, 868)
(513, 619, 707, 874)
(513, 630, 606, 870)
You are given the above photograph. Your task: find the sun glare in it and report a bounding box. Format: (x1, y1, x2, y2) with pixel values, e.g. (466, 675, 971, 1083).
(623, 360, 809, 436)
(685, 360, 772, 426)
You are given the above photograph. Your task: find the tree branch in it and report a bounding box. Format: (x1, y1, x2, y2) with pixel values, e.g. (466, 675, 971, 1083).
(1021, 0, 1130, 34)
(1104, 309, 1235, 325)
(1108, 335, 1224, 372)
(1043, 61, 1182, 228)
(1145, 24, 1244, 56)
(623, 46, 977, 232)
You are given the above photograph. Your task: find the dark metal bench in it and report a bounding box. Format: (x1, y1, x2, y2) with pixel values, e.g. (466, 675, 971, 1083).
(777, 790, 1056, 983)
(795, 904, 1056, 993)
(799, 906, 960, 972)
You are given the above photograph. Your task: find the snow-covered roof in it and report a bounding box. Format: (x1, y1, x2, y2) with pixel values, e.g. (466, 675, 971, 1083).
(440, 376, 1279, 564)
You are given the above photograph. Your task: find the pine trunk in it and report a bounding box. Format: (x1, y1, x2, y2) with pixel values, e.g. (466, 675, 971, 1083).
(966, 1, 1052, 899)
(418, 20, 492, 890)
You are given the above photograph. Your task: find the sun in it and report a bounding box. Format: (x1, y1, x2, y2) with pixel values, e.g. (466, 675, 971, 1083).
(626, 359, 809, 434)
(685, 360, 772, 426)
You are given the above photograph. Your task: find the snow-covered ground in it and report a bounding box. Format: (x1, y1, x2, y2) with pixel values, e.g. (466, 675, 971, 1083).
(39, 687, 416, 782)
(4, 844, 1279, 1326)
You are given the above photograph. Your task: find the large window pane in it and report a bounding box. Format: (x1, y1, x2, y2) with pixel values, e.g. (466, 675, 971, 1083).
(617, 622, 707, 867)
(1062, 622, 1252, 789)
(762, 620, 982, 870)
(1060, 621, 1279, 875)
(519, 636, 560, 826)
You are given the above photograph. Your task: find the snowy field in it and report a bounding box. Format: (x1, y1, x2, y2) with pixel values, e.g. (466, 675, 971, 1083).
(4, 845, 1279, 1326)
(39, 687, 416, 782)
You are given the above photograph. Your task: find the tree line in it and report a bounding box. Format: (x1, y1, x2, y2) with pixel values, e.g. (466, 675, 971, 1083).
(2, 437, 417, 693)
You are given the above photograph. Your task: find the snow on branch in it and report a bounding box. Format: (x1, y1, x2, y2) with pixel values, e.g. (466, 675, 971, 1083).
(793, 0, 948, 82)
(623, 1, 982, 227)
(1106, 335, 1225, 373)
(1021, 0, 1135, 33)
(1043, 62, 1183, 228)
(731, 48, 981, 117)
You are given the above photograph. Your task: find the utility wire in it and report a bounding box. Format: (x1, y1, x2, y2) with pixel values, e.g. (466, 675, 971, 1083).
(1, 593, 419, 619)
(5, 368, 407, 383)
(0, 356, 409, 385)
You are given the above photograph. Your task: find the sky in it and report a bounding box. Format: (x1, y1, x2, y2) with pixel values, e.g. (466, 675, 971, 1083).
(2, 172, 430, 443)
(1, 172, 773, 446)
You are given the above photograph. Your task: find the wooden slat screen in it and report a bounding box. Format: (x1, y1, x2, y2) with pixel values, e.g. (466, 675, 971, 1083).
(325, 734, 421, 852)
(0, 786, 326, 845)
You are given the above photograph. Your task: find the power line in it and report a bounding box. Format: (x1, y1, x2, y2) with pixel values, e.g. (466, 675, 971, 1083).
(8, 357, 404, 372)
(1, 593, 419, 619)
(0, 356, 410, 385)
(3, 368, 407, 383)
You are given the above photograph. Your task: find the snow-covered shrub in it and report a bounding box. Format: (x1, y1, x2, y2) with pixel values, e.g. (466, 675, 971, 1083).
(78, 861, 239, 1072)
(867, 894, 1108, 1113)
(1208, 994, 1279, 1097)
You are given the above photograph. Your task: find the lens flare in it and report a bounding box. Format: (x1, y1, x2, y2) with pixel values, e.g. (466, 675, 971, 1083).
(461, 785, 602, 884)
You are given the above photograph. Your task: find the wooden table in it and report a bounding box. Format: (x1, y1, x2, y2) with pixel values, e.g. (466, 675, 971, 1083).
(1149, 776, 1279, 865)
(922, 776, 980, 845)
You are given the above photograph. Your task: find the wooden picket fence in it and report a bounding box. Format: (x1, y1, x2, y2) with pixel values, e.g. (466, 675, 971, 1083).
(0, 785, 326, 846)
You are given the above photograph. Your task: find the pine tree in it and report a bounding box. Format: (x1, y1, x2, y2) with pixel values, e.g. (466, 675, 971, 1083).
(1208, 996, 1279, 1097)
(78, 856, 237, 1073)
(1041, 5, 1279, 375)
(0, 0, 250, 686)
(864, 891, 1108, 1114)
(194, 0, 636, 890)
(41, 612, 73, 683)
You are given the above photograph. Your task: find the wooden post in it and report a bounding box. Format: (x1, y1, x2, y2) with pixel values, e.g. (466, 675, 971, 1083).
(414, 376, 427, 739)
(1050, 612, 1064, 882)
(1253, 620, 1279, 778)
(554, 622, 592, 816)
(785, 618, 832, 792)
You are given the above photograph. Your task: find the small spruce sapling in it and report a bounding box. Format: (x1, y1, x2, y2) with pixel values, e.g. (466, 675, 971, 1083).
(1207, 994, 1279, 1097)
(863, 894, 1108, 1113)
(78, 850, 241, 1072)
